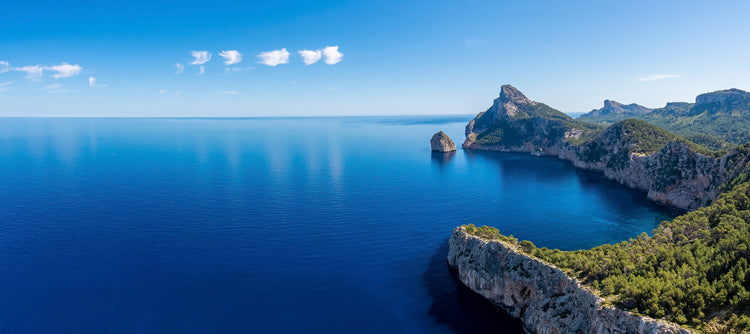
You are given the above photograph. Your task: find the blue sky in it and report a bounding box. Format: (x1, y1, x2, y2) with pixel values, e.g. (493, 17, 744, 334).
(1, 0, 749, 116)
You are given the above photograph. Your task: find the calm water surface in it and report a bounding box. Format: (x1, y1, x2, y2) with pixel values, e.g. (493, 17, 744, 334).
(0, 117, 676, 333)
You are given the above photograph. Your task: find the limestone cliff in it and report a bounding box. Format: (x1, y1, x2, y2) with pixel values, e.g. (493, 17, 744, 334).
(463, 85, 750, 211)
(447, 227, 694, 334)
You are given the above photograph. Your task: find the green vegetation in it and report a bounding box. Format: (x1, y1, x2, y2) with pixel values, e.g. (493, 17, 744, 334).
(463, 178, 750, 332)
(578, 90, 750, 149)
(576, 119, 722, 174)
(473, 103, 723, 162)
(462, 86, 750, 332)
(605, 119, 678, 154)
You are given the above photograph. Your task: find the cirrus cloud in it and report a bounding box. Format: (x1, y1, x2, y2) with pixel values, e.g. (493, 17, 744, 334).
(175, 63, 184, 74)
(0, 81, 13, 92)
(0, 61, 9, 73)
(637, 74, 679, 82)
(257, 48, 290, 66)
(219, 50, 242, 65)
(14, 65, 44, 80)
(45, 83, 73, 93)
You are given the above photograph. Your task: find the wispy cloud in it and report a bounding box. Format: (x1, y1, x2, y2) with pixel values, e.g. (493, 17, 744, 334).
(45, 83, 73, 93)
(5, 61, 83, 80)
(159, 89, 166, 95)
(45, 63, 82, 79)
(0, 81, 13, 92)
(257, 48, 290, 66)
(219, 50, 242, 65)
(88, 76, 106, 88)
(224, 67, 249, 74)
(322, 46, 343, 65)
(638, 74, 679, 81)
(298, 50, 322, 65)
(198, 65, 205, 75)
(216, 90, 239, 95)
(14, 65, 44, 80)
(190, 51, 212, 65)
(175, 63, 184, 74)
(175, 91, 181, 96)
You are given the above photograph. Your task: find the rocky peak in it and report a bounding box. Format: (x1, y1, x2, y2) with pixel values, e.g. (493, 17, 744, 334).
(603, 99, 622, 109)
(695, 88, 750, 105)
(491, 84, 536, 118)
(499, 85, 532, 105)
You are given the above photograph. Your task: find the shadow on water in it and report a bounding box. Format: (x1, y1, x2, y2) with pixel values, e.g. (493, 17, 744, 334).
(424, 240, 526, 334)
(431, 151, 456, 166)
(464, 149, 683, 220)
(571, 168, 684, 218)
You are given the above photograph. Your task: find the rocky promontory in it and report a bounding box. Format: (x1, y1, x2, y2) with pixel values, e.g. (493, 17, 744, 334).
(431, 131, 457, 152)
(462, 85, 750, 211)
(447, 227, 693, 334)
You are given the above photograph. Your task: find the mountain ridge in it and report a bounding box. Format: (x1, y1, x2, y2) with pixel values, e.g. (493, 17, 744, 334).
(577, 88, 750, 148)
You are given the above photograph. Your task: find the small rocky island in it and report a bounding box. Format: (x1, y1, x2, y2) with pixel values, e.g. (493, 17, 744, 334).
(430, 131, 457, 152)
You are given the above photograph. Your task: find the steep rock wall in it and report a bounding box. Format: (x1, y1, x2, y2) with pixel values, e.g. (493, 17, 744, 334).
(447, 227, 693, 334)
(464, 132, 749, 211)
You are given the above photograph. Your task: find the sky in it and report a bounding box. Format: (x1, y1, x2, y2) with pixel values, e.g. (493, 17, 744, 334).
(1, 0, 749, 117)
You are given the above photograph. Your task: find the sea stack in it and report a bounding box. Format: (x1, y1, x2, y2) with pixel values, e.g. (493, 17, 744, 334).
(430, 131, 457, 152)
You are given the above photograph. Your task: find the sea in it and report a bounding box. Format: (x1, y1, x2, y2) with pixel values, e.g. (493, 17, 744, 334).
(0, 116, 677, 333)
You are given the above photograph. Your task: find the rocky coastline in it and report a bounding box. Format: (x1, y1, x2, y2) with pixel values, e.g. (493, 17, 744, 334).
(461, 85, 750, 211)
(447, 227, 694, 334)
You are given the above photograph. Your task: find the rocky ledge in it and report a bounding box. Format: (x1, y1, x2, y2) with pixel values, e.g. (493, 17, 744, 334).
(447, 227, 693, 334)
(431, 131, 457, 152)
(462, 85, 750, 211)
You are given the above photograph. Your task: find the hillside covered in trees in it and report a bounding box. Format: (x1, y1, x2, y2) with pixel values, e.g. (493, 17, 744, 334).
(578, 89, 750, 150)
(460, 85, 750, 332)
(465, 167, 750, 332)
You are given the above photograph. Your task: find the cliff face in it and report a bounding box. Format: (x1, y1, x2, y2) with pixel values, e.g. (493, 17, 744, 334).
(694, 88, 750, 107)
(447, 227, 694, 334)
(463, 85, 750, 211)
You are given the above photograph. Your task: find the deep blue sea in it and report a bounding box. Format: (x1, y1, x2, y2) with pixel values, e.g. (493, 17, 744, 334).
(0, 117, 677, 333)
